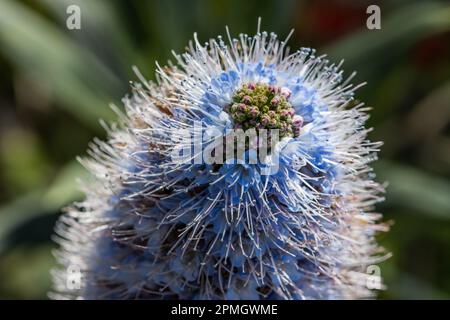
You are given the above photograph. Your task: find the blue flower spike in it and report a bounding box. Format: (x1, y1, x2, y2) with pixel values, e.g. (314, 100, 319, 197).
(51, 21, 389, 300)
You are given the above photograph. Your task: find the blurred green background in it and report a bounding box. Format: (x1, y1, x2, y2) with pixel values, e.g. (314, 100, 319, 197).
(0, 0, 449, 299)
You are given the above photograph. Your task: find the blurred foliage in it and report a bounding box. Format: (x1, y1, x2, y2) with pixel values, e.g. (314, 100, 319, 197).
(0, 0, 449, 299)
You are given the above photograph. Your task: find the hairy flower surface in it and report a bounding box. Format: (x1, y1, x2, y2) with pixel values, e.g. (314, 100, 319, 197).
(52, 22, 389, 300)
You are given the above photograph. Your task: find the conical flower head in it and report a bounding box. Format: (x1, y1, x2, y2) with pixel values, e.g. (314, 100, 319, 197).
(52, 23, 388, 300)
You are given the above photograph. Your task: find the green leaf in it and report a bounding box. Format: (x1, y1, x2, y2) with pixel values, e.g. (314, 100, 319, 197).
(386, 273, 450, 300)
(40, 0, 138, 75)
(0, 245, 55, 299)
(0, 161, 89, 254)
(0, 0, 122, 127)
(376, 161, 450, 220)
(324, 2, 450, 77)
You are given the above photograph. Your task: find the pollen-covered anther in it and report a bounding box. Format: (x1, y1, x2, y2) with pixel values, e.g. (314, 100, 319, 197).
(225, 83, 302, 138)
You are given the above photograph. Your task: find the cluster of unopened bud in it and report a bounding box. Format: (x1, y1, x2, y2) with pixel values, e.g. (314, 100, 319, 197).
(225, 83, 302, 138)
